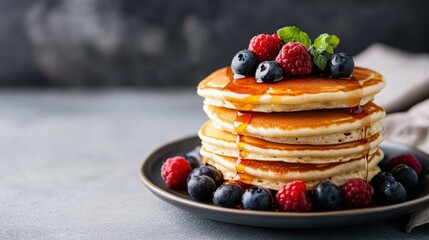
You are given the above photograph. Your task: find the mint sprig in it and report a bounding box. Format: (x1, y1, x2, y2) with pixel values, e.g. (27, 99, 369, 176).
(311, 33, 340, 70)
(276, 26, 311, 48)
(314, 33, 340, 54)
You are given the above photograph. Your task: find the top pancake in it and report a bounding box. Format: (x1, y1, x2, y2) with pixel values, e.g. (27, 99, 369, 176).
(198, 66, 385, 112)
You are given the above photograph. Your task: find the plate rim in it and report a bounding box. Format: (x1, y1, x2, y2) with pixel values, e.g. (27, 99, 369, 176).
(140, 136, 429, 221)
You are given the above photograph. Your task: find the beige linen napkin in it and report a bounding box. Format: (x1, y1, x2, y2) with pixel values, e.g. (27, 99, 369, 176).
(354, 44, 429, 113)
(356, 44, 429, 232)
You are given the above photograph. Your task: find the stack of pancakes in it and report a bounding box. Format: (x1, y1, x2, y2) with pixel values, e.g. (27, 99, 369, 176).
(197, 66, 386, 189)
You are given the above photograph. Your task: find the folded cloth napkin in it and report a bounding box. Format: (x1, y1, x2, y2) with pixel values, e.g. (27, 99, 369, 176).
(356, 44, 429, 232)
(383, 98, 429, 154)
(354, 44, 429, 113)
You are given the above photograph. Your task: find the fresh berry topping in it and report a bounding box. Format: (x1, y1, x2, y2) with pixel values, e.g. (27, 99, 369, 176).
(276, 181, 312, 212)
(248, 34, 283, 62)
(329, 53, 354, 78)
(387, 153, 422, 174)
(160, 156, 192, 189)
(213, 182, 243, 208)
(313, 181, 342, 210)
(375, 181, 407, 205)
(183, 154, 200, 169)
(242, 187, 273, 211)
(188, 164, 224, 187)
(370, 171, 396, 191)
(275, 42, 312, 76)
(390, 164, 418, 191)
(340, 178, 374, 208)
(255, 61, 284, 83)
(231, 50, 259, 78)
(187, 175, 216, 201)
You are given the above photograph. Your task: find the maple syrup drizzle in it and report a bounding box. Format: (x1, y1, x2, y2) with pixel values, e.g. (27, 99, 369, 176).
(222, 68, 270, 111)
(221, 69, 268, 183)
(346, 71, 372, 181)
(232, 111, 253, 181)
(349, 105, 371, 181)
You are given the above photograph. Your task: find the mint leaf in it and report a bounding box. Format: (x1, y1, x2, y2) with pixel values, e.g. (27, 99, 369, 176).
(326, 35, 340, 48)
(310, 49, 328, 71)
(276, 26, 311, 48)
(314, 33, 340, 54)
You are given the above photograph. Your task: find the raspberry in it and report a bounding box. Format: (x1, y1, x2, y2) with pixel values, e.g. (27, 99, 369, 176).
(248, 34, 283, 62)
(341, 178, 374, 208)
(275, 42, 312, 76)
(161, 156, 192, 189)
(387, 153, 422, 174)
(276, 181, 312, 212)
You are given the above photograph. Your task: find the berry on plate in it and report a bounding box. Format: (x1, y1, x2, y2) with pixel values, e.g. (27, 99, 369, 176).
(188, 164, 224, 187)
(370, 171, 396, 191)
(248, 34, 283, 62)
(375, 181, 407, 205)
(275, 42, 312, 76)
(390, 164, 418, 191)
(313, 181, 342, 211)
(213, 182, 243, 208)
(255, 61, 284, 83)
(183, 154, 200, 169)
(340, 178, 374, 208)
(160, 156, 192, 189)
(242, 187, 273, 211)
(387, 153, 422, 174)
(276, 181, 312, 212)
(187, 175, 216, 201)
(231, 50, 259, 77)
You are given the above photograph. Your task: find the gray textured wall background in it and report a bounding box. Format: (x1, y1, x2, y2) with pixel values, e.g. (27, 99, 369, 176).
(1, 0, 428, 86)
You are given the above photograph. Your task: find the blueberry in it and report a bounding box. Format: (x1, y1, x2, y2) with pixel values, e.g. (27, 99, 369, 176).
(313, 181, 342, 210)
(213, 182, 243, 208)
(184, 146, 202, 169)
(188, 164, 224, 187)
(242, 187, 273, 211)
(255, 61, 284, 83)
(231, 50, 259, 77)
(391, 164, 418, 191)
(183, 154, 200, 169)
(308, 45, 331, 74)
(370, 171, 396, 191)
(329, 52, 354, 78)
(187, 175, 216, 201)
(375, 181, 406, 205)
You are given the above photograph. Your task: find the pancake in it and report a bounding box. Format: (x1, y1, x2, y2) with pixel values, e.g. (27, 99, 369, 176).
(199, 120, 383, 163)
(198, 67, 385, 112)
(197, 65, 386, 190)
(204, 102, 385, 144)
(201, 147, 384, 190)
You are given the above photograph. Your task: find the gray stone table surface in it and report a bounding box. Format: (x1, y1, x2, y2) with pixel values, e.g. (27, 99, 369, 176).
(1, 89, 429, 240)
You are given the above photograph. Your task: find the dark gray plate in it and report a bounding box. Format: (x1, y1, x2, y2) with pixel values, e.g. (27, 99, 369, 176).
(140, 136, 429, 228)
